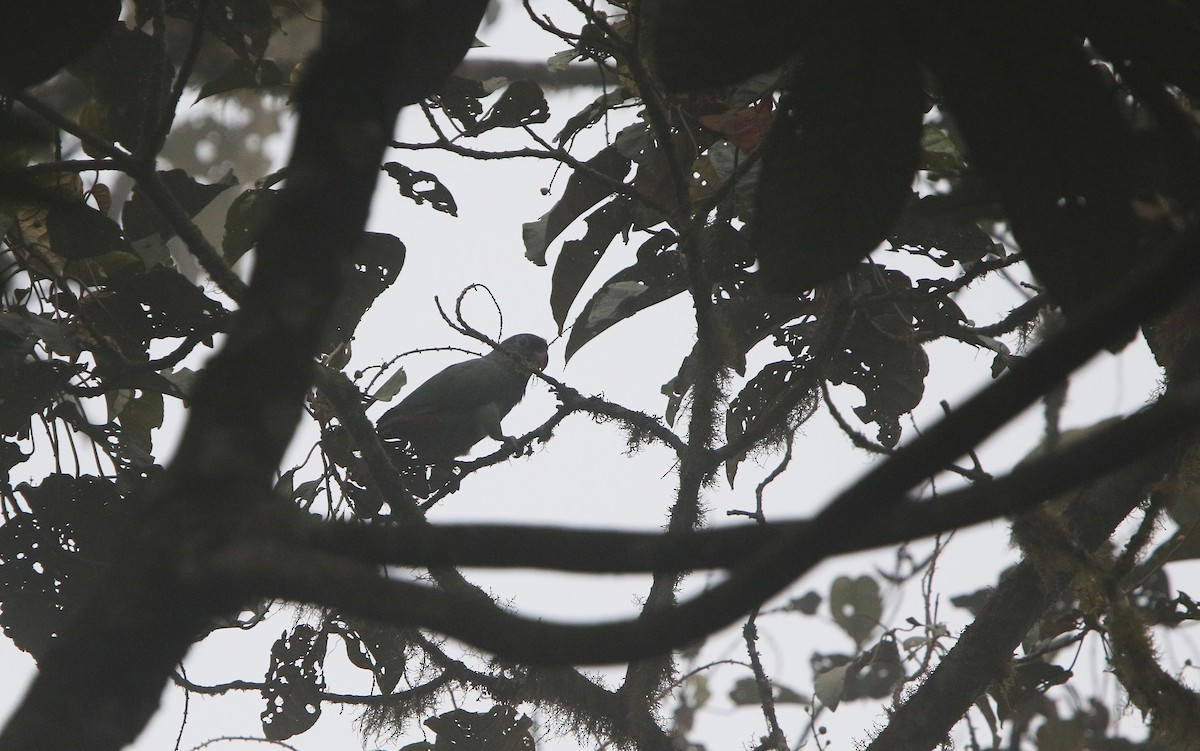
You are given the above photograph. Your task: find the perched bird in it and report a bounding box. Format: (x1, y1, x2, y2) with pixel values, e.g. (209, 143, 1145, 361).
(377, 333, 549, 460)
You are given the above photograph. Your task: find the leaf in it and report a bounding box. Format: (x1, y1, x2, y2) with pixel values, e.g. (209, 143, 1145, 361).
(0, 360, 76, 435)
(803, 266, 929, 447)
(108, 388, 163, 456)
(383, 162, 458, 216)
(752, 2, 923, 293)
(786, 591, 823, 615)
(813, 663, 849, 711)
(564, 232, 683, 361)
(888, 191, 1004, 268)
(373, 367, 408, 402)
(318, 232, 406, 354)
(42, 200, 130, 260)
(696, 96, 775, 152)
(728, 677, 810, 706)
(327, 617, 407, 695)
(67, 23, 174, 152)
(160, 0, 275, 64)
(724, 361, 819, 486)
(79, 265, 229, 357)
(830, 575, 882, 645)
(522, 146, 631, 266)
(196, 58, 285, 101)
(463, 80, 549, 136)
(222, 187, 281, 267)
(555, 88, 632, 144)
(434, 75, 489, 129)
(0, 475, 124, 659)
(918, 124, 964, 174)
(550, 199, 633, 332)
(261, 624, 327, 740)
(424, 707, 535, 751)
(124, 169, 238, 267)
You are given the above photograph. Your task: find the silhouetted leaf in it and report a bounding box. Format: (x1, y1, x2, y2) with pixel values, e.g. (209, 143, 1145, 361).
(384, 162, 458, 216)
(555, 88, 632, 144)
(124, 169, 238, 266)
(728, 677, 809, 706)
(0, 360, 75, 436)
(196, 58, 285, 101)
(424, 707, 535, 751)
(67, 24, 174, 153)
(724, 360, 818, 486)
(328, 617, 408, 695)
(319, 232, 406, 354)
(0, 475, 124, 659)
(550, 199, 633, 332)
(464, 80, 549, 136)
(830, 575, 882, 645)
(565, 231, 682, 361)
(261, 624, 327, 740)
(790, 266, 929, 447)
(223, 187, 281, 266)
(523, 146, 631, 265)
(888, 191, 1004, 268)
(79, 265, 229, 357)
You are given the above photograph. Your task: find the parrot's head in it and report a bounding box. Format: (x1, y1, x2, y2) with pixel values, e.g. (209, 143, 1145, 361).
(497, 333, 550, 371)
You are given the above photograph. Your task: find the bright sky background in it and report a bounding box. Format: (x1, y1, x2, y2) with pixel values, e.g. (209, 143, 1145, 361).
(0, 3, 1186, 750)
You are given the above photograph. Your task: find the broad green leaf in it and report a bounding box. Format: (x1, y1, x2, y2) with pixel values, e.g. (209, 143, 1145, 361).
(830, 575, 882, 645)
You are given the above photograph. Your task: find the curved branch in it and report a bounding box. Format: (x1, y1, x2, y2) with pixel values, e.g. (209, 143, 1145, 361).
(295, 378, 1200, 579)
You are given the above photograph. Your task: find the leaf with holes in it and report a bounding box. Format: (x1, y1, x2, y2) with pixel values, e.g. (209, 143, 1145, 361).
(318, 232, 406, 355)
(0, 475, 124, 659)
(564, 232, 683, 361)
(463, 80, 549, 136)
(830, 575, 882, 645)
(384, 162, 458, 216)
(523, 146, 631, 266)
(550, 199, 633, 332)
(261, 624, 327, 740)
(424, 706, 535, 751)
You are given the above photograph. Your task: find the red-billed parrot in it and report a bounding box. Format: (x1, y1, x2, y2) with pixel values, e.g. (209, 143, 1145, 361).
(377, 333, 549, 460)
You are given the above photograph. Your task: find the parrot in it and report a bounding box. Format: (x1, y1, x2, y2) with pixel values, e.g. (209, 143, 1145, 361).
(376, 333, 550, 460)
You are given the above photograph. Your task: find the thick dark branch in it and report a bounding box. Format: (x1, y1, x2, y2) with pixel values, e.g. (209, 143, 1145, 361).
(0, 2, 489, 748)
(242, 227, 1200, 665)
(294, 379, 1200, 577)
(864, 453, 1169, 751)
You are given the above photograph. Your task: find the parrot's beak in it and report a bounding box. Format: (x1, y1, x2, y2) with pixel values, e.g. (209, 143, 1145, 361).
(532, 350, 549, 371)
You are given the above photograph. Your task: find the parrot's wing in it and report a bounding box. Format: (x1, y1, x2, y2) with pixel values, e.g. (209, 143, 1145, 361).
(380, 357, 519, 423)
